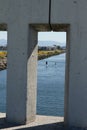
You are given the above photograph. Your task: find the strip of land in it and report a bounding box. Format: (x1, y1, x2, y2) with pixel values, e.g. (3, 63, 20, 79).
(0, 50, 65, 71)
(0, 51, 7, 71)
(38, 50, 65, 60)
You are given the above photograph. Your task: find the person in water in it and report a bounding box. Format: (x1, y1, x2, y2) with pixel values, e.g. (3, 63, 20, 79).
(46, 61, 48, 66)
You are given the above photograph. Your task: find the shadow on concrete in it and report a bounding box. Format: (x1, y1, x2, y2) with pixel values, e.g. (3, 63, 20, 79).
(0, 118, 84, 130)
(16, 123, 84, 130)
(0, 117, 22, 129)
(17, 122, 66, 130)
(0, 119, 65, 130)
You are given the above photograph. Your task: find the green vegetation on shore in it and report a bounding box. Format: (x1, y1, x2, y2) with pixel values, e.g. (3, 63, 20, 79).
(0, 51, 7, 70)
(38, 50, 65, 60)
(0, 49, 65, 70)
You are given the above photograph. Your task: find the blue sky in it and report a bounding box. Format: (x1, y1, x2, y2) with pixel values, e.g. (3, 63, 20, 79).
(0, 31, 66, 46)
(0, 31, 7, 40)
(38, 32, 66, 42)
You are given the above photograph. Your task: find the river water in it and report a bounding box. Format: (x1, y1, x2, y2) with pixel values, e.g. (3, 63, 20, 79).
(0, 53, 65, 117)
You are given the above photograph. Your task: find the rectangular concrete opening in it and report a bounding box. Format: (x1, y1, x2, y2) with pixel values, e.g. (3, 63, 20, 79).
(27, 24, 70, 125)
(0, 24, 7, 117)
(0, 24, 70, 126)
(37, 31, 66, 121)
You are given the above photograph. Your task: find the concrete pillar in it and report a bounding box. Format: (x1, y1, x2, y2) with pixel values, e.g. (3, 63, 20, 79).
(7, 23, 39, 124)
(6, 0, 50, 124)
(68, 1, 87, 127)
(6, 23, 31, 124)
(26, 26, 38, 123)
(51, 0, 87, 127)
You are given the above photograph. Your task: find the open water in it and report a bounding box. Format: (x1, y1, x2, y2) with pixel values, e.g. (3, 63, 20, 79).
(0, 53, 65, 117)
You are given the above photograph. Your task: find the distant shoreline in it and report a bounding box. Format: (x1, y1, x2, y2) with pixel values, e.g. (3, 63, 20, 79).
(0, 57, 7, 71)
(38, 51, 65, 60)
(0, 50, 65, 71)
(0, 51, 7, 71)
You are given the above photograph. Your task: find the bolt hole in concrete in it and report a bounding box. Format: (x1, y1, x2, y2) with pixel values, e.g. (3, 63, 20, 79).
(37, 32, 66, 122)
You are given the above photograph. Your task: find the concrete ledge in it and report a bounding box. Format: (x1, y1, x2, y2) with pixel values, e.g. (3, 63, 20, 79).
(0, 113, 85, 130)
(0, 113, 64, 129)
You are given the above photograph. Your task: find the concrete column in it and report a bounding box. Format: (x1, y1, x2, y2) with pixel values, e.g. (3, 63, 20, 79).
(68, 1, 87, 127)
(7, 23, 27, 124)
(26, 26, 38, 123)
(6, 0, 50, 124)
(66, 23, 81, 127)
(51, 0, 87, 127)
(6, 22, 38, 124)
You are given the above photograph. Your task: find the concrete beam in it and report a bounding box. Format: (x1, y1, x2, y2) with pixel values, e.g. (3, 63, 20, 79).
(51, 0, 77, 24)
(0, 0, 10, 23)
(8, 0, 50, 24)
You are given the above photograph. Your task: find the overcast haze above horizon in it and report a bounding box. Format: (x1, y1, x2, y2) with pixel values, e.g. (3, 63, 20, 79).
(0, 31, 66, 46)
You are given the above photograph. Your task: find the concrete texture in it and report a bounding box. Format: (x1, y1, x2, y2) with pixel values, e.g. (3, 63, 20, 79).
(0, 113, 64, 129)
(6, 0, 50, 125)
(0, 113, 85, 130)
(51, 0, 87, 127)
(0, 0, 87, 128)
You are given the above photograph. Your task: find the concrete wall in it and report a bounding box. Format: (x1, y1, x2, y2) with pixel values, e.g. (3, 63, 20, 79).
(5, 0, 50, 124)
(0, 0, 87, 127)
(51, 0, 87, 127)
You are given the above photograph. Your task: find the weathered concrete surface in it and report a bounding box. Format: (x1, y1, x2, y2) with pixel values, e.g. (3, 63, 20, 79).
(5, 0, 50, 125)
(0, 113, 64, 130)
(0, 0, 87, 128)
(0, 0, 9, 23)
(0, 113, 86, 130)
(51, 0, 87, 127)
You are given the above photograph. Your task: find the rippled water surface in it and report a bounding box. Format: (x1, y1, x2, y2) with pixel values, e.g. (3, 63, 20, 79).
(0, 53, 65, 116)
(37, 53, 65, 116)
(0, 70, 6, 112)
